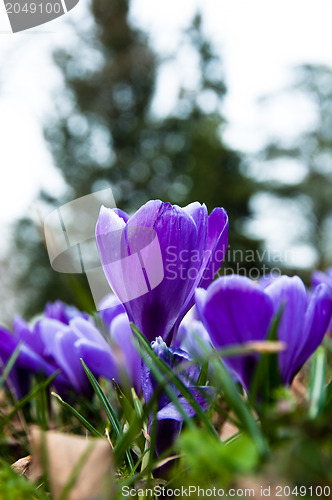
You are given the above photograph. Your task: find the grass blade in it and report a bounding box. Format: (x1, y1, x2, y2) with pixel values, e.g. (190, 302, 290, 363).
(80, 359, 121, 436)
(0, 372, 59, 430)
(52, 392, 104, 438)
(308, 346, 326, 419)
(80, 359, 134, 471)
(0, 345, 21, 390)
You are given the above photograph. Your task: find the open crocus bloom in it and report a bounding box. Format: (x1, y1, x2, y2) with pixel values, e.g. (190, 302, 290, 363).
(196, 275, 332, 390)
(96, 200, 228, 345)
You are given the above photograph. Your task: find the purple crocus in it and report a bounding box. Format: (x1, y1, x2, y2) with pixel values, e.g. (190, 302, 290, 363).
(196, 274, 332, 390)
(36, 316, 118, 395)
(0, 301, 128, 398)
(96, 200, 228, 345)
(141, 337, 214, 458)
(44, 300, 90, 324)
(0, 325, 68, 399)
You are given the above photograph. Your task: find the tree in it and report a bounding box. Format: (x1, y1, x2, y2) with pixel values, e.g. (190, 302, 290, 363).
(261, 64, 332, 270)
(12, 0, 261, 317)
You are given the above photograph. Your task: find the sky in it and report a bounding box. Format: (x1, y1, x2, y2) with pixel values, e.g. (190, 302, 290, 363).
(0, 0, 332, 265)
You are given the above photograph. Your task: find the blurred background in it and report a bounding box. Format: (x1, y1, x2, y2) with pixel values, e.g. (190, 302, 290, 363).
(0, 0, 332, 323)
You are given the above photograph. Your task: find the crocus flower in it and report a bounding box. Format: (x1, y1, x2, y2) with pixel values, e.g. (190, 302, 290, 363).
(311, 268, 332, 332)
(0, 301, 137, 398)
(36, 316, 118, 395)
(44, 300, 90, 324)
(96, 200, 228, 345)
(142, 337, 214, 457)
(196, 274, 332, 390)
(0, 325, 68, 398)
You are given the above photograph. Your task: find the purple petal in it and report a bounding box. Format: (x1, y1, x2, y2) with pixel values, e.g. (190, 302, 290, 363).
(175, 320, 212, 358)
(264, 276, 307, 384)
(38, 319, 86, 391)
(311, 270, 332, 332)
(98, 294, 126, 331)
(0, 326, 60, 383)
(199, 207, 229, 289)
(13, 316, 45, 358)
(110, 313, 141, 391)
(157, 387, 215, 421)
(155, 419, 182, 457)
(95, 206, 131, 301)
(196, 275, 274, 389)
(113, 208, 129, 223)
(44, 301, 89, 324)
(171, 207, 228, 341)
(69, 317, 109, 349)
(97, 202, 164, 305)
(311, 270, 332, 289)
(123, 202, 204, 343)
(291, 283, 332, 380)
(76, 338, 118, 382)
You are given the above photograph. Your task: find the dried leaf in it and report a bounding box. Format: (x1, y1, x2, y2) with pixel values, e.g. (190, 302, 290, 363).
(220, 420, 239, 441)
(11, 455, 31, 478)
(29, 426, 114, 500)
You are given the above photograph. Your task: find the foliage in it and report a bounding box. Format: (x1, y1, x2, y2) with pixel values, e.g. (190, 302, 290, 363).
(0, 460, 48, 500)
(1, 327, 332, 498)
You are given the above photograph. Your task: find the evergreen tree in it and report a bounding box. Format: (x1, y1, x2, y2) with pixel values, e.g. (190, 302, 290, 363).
(261, 64, 332, 270)
(13, 0, 260, 317)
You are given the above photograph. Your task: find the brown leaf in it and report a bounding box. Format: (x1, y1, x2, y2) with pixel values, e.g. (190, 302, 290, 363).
(220, 420, 239, 441)
(11, 455, 32, 478)
(29, 426, 114, 500)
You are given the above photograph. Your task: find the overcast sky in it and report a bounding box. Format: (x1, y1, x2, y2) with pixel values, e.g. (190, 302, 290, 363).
(0, 0, 332, 264)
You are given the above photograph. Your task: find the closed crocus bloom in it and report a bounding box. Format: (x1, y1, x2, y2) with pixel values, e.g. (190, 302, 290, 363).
(0, 325, 69, 398)
(196, 275, 332, 390)
(12, 300, 90, 361)
(3, 302, 119, 397)
(96, 200, 228, 344)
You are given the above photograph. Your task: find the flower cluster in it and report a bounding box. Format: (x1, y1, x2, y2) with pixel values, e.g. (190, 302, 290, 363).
(1, 199, 332, 460)
(0, 299, 138, 398)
